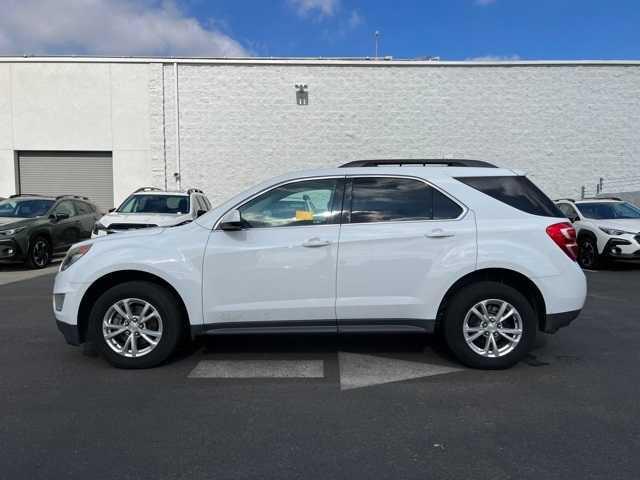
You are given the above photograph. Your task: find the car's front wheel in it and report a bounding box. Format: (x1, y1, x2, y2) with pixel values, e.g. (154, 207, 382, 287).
(26, 236, 51, 269)
(443, 281, 536, 369)
(89, 281, 184, 369)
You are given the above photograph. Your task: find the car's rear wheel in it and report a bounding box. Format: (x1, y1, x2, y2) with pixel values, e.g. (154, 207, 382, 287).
(443, 281, 536, 369)
(26, 236, 51, 269)
(89, 281, 184, 369)
(578, 236, 601, 270)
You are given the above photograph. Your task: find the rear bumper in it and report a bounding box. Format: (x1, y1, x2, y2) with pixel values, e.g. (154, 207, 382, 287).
(56, 319, 81, 345)
(541, 309, 581, 334)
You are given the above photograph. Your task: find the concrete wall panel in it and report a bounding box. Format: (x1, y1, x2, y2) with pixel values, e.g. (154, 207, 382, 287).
(11, 63, 112, 150)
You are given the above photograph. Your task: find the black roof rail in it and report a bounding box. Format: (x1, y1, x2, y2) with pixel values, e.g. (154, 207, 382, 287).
(554, 198, 576, 203)
(580, 196, 622, 201)
(339, 159, 498, 168)
(55, 194, 90, 201)
(9, 193, 49, 198)
(134, 186, 162, 193)
(186, 188, 204, 195)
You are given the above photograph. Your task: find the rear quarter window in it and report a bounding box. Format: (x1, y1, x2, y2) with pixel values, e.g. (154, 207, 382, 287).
(456, 176, 563, 217)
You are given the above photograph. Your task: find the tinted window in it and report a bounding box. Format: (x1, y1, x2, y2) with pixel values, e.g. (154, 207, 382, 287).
(53, 200, 76, 217)
(576, 202, 640, 220)
(74, 201, 92, 215)
(0, 198, 55, 218)
(457, 176, 563, 217)
(118, 195, 190, 214)
(557, 203, 579, 219)
(350, 177, 437, 223)
(239, 178, 340, 228)
(433, 189, 463, 219)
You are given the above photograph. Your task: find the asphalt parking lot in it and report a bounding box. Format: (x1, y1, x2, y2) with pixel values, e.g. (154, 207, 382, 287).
(1, 264, 639, 480)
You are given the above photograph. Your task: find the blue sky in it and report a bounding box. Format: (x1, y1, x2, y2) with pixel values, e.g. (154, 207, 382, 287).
(1, 0, 639, 59)
(193, 0, 640, 60)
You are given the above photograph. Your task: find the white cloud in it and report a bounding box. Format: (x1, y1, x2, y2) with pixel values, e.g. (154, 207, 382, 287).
(0, 0, 249, 57)
(348, 10, 363, 29)
(289, 0, 340, 18)
(468, 54, 521, 61)
(475, 0, 497, 5)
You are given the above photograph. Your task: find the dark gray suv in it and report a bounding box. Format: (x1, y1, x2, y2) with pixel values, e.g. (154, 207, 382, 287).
(0, 195, 101, 269)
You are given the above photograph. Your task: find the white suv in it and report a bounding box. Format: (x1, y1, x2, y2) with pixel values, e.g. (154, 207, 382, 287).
(54, 160, 586, 370)
(92, 187, 211, 237)
(555, 197, 640, 269)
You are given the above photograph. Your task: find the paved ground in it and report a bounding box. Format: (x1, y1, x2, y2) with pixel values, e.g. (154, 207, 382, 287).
(1, 263, 639, 479)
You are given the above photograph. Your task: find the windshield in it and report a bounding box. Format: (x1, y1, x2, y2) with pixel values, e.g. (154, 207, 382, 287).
(117, 195, 190, 214)
(0, 198, 55, 218)
(577, 201, 640, 220)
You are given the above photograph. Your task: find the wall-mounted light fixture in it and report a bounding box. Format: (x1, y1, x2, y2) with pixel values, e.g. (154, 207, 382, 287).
(295, 84, 309, 105)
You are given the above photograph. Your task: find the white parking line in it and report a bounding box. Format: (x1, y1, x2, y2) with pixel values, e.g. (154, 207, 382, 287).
(188, 360, 325, 378)
(338, 352, 463, 390)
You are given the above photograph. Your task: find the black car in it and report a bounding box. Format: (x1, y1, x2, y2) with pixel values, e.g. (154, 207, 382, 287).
(0, 195, 102, 269)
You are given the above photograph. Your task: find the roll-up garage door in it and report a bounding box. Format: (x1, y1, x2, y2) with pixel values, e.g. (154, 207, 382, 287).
(18, 151, 114, 212)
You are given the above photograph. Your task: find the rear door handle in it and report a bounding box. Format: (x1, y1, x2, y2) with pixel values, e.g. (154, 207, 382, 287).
(425, 228, 455, 238)
(302, 237, 331, 248)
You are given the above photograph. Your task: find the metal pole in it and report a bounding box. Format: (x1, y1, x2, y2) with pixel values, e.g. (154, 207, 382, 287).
(174, 62, 181, 190)
(374, 31, 380, 59)
(581, 185, 585, 199)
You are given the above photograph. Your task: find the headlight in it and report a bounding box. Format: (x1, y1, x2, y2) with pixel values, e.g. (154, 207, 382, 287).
(599, 227, 634, 236)
(93, 222, 107, 235)
(0, 226, 26, 236)
(60, 244, 92, 272)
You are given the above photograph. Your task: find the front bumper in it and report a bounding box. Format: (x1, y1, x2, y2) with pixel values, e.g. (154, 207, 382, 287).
(541, 309, 581, 334)
(602, 238, 640, 260)
(0, 237, 25, 260)
(56, 319, 81, 345)
(53, 271, 89, 346)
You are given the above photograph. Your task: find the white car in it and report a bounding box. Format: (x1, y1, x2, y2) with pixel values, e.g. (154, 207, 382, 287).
(54, 160, 586, 370)
(92, 187, 211, 237)
(555, 197, 640, 269)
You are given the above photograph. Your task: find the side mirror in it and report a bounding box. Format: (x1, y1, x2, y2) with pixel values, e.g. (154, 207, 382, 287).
(196, 209, 207, 218)
(219, 209, 243, 231)
(569, 215, 579, 223)
(108, 208, 116, 213)
(50, 212, 69, 222)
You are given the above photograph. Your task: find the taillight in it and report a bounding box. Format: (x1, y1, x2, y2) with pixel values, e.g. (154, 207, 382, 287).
(546, 222, 577, 261)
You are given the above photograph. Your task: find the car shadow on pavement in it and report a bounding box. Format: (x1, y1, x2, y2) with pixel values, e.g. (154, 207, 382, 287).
(190, 332, 458, 364)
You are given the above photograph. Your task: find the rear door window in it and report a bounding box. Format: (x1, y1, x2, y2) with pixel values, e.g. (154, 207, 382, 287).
(349, 177, 462, 223)
(456, 176, 563, 217)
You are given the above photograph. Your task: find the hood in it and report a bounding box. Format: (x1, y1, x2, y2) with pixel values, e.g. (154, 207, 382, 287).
(90, 225, 166, 245)
(100, 213, 190, 228)
(0, 217, 36, 229)
(596, 219, 640, 233)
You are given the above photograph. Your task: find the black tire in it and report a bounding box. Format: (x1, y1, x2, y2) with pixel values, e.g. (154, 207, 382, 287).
(26, 236, 52, 269)
(577, 236, 601, 270)
(88, 281, 184, 369)
(442, 281, 537, 369)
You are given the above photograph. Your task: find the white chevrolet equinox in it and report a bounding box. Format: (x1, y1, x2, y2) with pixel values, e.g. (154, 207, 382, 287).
(53, 160, 587, 369)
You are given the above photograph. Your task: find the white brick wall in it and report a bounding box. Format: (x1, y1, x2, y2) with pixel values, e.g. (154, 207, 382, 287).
(1, 59, 639, 205)
(151, 63, 640, 205)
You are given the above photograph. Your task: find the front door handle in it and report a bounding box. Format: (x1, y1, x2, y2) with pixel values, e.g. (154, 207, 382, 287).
(302, 237, 331, 248)
(425, 228, 455, 238)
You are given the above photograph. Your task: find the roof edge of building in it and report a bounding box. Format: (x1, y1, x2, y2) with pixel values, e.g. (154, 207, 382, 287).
(0, 56, 639, 67)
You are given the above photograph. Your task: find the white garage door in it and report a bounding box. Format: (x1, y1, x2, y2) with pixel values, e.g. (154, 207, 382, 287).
(18, 152, 114, 211)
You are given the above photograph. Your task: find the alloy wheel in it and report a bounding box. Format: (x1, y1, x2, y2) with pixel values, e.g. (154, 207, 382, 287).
(463, 299, 523, 358)
(32, 239, 50, 267)
(102, 298, 163, 358)
(579, 240, 596, 268)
